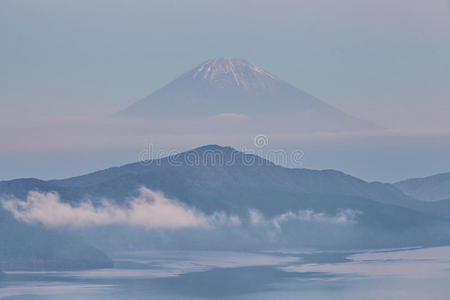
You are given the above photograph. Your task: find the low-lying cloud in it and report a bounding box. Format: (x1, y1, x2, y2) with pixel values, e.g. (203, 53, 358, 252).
(1, 189, 361, 230)
(248, 209, 361, 229)
(2, 188, 208, 229)
(272, 209, 361, 228)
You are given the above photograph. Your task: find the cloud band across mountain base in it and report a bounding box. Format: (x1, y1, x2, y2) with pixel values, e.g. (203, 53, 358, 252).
(1, 188, 361, 230)
(1, 188, 207, 229)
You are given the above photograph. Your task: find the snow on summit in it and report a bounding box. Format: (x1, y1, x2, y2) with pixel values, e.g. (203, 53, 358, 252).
(190, 58, 279, 89)
(117, 57, 380, 132)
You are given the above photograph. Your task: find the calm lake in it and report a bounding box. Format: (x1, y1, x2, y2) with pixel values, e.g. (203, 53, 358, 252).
(1, 246, 450, 299)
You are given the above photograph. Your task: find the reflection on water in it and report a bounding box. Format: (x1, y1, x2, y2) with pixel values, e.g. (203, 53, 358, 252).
(1, 247, 450, 299)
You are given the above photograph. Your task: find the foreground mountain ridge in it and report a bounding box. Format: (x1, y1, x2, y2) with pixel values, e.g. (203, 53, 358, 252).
(2, 145, 450, 250)
(0, 145, 445, 216)
(0, 145, 435, 206)
(4, 145, 410, 206)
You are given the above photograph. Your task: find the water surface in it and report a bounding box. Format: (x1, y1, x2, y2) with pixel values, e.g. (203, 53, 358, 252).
(1, 247, 450, 299)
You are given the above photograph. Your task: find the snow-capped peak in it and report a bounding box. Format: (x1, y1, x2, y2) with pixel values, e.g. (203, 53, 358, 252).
(190, 58, 279, 89)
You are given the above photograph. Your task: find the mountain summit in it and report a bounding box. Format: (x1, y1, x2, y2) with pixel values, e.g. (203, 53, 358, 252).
(187, 58, 280, 89)
(118, 58, 379, 131)
(2, 144, 449, 249)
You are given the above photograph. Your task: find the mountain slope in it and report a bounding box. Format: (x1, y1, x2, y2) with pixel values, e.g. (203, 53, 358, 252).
(117, 58, 378, 132)
(401, 198, 450, 220)
(2, 145, 449, 249)
(0, 210, 112, 271)
(0, 183, 112, 271)
(395, 172, 450, 202)
(0, 145, 429, 210)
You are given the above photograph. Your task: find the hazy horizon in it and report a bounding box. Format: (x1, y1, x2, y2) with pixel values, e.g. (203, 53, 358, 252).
(2, 0, 450, 180)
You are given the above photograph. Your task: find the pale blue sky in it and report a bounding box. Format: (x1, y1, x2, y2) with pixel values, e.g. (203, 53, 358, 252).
(1, 0, 450, 181)
(2, 0, 450, 125)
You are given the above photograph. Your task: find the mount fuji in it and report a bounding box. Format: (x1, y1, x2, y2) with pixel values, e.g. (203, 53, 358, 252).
(118, 58, 379, 132)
